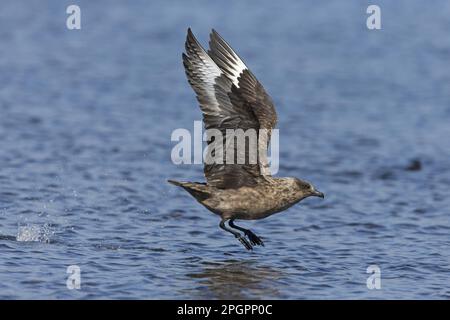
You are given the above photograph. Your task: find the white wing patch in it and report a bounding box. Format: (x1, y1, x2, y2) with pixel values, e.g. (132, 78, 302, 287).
(208, 29, 248, 88)
(194, 54, 222, 114)
(183, 29, 223, 115)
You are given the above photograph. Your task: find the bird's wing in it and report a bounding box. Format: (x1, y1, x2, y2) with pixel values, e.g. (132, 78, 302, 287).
(183, 28, 262, 189)
(183, 29, 276, 188)
(208, 29, 278, 176)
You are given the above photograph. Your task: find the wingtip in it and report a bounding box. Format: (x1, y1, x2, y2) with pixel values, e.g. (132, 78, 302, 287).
(209, 29, 222, 50)
(186, 28, 199, 46)
(185, 29, 196, 52)
(210, 28, 219, 40)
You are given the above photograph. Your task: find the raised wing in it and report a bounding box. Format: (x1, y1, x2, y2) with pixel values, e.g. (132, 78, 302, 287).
(182, 29, 277, 188)
(208, 29, 277, 176)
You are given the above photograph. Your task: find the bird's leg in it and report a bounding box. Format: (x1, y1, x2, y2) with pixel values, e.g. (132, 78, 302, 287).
(219, 219, 253, 251)
(229, 219, 264, 246)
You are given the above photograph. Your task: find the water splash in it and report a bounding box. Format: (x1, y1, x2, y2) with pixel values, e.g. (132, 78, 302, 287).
(16, 224, 54, 243)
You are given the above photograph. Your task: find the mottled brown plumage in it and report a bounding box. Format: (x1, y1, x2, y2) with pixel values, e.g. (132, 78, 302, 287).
(170, 29, 324, 250)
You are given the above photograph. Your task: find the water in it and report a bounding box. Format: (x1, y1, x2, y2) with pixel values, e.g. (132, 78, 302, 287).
(0, 0, 450, 299)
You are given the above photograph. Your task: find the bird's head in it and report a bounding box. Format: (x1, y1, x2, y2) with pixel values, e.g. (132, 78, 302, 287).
(292, 178, 324, 200)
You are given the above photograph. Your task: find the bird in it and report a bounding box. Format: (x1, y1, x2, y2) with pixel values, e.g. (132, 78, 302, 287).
(169, 28, 324, 250)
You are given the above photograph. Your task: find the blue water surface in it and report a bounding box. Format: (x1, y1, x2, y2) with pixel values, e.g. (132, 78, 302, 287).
(0, 0, 449, 299)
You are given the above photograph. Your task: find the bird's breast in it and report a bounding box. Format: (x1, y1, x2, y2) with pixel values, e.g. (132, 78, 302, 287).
(202, 183, 300, 220)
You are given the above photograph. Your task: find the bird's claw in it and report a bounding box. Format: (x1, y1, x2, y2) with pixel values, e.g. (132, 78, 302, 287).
(245, 230, 264, 246)
(236, 235, 253, 250)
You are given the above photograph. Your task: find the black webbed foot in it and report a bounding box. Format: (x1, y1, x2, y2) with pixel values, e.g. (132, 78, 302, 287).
(245, 230, 264, 246)
(236, 235, 253, 250)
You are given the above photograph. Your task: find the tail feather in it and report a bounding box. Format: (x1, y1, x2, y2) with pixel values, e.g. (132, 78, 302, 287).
(167, 179, 211, 201)
(167, 179, 183, 187)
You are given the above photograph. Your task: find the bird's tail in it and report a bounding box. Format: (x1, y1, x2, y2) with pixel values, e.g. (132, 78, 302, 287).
(167, 179, 184, 187)
(167, 179, 211, 201)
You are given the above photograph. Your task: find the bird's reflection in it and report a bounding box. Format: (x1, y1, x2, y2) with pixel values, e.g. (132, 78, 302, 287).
(184, 259, 285, 299)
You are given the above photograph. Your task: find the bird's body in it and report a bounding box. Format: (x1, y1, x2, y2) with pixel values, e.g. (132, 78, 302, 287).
(169, 29, 324, 250)
(169, 177, 310, 220)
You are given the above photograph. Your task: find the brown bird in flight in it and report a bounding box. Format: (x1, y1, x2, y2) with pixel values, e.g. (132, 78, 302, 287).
(169, 29, 324, 250)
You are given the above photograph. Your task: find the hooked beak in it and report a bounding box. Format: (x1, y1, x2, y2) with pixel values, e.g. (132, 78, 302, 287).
(312, 190, 324, 199)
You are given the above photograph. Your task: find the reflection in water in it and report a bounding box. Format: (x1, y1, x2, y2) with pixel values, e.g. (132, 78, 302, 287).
(0, 234, 17, 241)
(185, 260, 285, 299)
